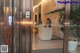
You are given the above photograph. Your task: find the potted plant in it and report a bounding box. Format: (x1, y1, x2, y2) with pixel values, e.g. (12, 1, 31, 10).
(68, 6, 80, 50)
(58, 6, 80, 50)
(45, 5, 80, 50)
(68, 21, 78, 50)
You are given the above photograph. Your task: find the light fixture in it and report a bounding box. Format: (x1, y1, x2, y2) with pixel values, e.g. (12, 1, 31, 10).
(33, 1, 42, 11)
(16, 21, 33, 25)
(33, 0, 50, 11)
(3, 7, 10, 14)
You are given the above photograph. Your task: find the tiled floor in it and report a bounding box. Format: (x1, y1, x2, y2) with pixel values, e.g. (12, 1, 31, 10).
(32, 34, 63, 53)
(32, 37, 80, 53)
(32, 39, 63, 50)
(32, 48, 63, 53)
(32, 34, 63, 50)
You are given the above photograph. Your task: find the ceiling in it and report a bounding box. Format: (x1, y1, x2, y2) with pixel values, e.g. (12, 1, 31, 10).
(33, 0, 42, 6)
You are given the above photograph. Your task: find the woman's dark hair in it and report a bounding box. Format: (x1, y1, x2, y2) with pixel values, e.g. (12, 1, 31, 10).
(47, 18, 51, 27)
(47, 18, 50, 20)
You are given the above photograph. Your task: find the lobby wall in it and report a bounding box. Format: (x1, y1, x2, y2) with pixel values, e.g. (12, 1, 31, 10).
(41, 0, 64, 38)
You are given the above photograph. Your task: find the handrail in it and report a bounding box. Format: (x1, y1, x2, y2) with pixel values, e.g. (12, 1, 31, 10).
(45, 7, 65, 15)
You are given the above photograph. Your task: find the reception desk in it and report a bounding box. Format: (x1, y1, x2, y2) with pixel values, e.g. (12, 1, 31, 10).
(38, 25, 53, 40)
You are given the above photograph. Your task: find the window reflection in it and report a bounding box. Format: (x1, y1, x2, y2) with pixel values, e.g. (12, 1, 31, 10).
(0, 0, 13, 53)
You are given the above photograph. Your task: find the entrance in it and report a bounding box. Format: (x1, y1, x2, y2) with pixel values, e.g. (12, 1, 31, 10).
(32, 0, 65, 53)
(1, 0, 79, 53)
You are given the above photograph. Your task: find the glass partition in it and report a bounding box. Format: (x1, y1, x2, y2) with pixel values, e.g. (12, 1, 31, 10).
(0, 0, 77, 53)
(0, 0, 13, 53)
(68, 0, 80, 53)
(0, 0, 32, 53)
(13, 0, 31, 53)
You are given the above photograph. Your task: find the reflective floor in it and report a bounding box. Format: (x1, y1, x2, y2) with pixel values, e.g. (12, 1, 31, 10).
(32, 37, 63, 50)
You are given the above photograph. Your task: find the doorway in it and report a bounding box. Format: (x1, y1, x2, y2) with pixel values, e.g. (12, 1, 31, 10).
(32, 0, 65, 53)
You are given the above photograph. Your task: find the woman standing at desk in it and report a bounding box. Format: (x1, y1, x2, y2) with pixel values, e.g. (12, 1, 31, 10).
(47, 18, 51, 27)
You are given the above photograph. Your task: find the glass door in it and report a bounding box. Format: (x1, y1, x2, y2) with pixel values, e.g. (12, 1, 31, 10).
(32, 0, 65, 53)
(0, 0, 13, 53)
(0, 0, 32, 53)
(13, 0, 32, 53)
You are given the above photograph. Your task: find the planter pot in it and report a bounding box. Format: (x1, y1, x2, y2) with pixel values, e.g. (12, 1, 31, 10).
(68, 41, 78, 51)
(38, 26, 52, 40)
(78, 40, 80, 45)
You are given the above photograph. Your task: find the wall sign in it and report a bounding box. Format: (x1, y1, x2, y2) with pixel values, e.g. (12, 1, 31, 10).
(8, 16, 12, 25)
(26, 11, 30, 18)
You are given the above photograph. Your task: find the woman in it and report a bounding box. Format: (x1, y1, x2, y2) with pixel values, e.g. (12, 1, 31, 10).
(47, 18, 51, 27)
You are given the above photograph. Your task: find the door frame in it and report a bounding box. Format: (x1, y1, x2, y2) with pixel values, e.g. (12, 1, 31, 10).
(64, 0, 71, 53)
(11, 0, 71, 53)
